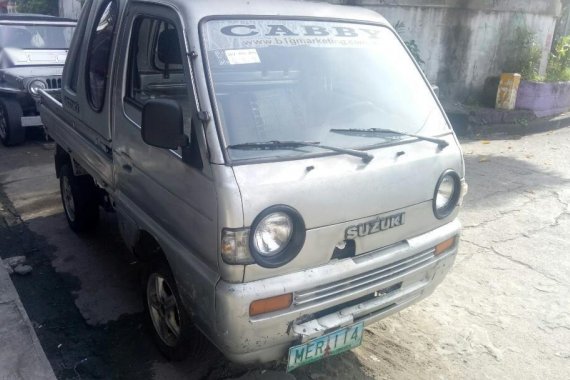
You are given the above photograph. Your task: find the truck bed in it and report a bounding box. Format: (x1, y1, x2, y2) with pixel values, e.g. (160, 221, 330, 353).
(39, 89, 115, 189)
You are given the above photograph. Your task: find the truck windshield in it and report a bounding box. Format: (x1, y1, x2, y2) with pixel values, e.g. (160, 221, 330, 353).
(0, 25, 75, 50)
(203, 19, 449, 161)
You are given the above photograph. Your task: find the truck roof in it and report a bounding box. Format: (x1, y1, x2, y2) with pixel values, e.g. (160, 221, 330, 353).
(148, 0, 388, 26)
(0, 14, 76, 24)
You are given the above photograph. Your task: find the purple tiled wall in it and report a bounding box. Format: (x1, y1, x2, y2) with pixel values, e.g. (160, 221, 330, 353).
(515, 80, 570, 117)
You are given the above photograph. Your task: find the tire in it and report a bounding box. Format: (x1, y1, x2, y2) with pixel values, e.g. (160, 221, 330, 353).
(142, 257, 205, 361)
(0, 98, 25, 146)
(59, 164, 100, 232)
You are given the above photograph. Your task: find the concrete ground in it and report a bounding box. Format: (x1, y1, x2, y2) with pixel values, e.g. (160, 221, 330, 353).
(0, 126, 568, 379)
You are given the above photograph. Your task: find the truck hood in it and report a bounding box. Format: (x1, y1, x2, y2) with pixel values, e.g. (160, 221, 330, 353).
(232, 133, 464, 281)
(232, 134, 463, 229)
(1, 48, 67, 68)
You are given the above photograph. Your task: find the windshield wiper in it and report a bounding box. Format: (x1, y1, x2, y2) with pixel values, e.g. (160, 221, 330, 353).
(227, 140, 374, 163)
(330, 128, 449, 150)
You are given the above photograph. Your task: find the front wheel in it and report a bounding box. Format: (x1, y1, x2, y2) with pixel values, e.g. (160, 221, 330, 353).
(0, 98, 25, 146)
(59, 164, 100, 232)
(143, 258, 205, 361)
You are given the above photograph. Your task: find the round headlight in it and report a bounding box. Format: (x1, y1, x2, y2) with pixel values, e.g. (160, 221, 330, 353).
(29, 80, 47, 96)
(249, 206, 306, 268)
(433, 170, 461, 219)
(253, 212, 293, 256)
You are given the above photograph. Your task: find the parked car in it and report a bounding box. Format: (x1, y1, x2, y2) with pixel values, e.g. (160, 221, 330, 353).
(0, 14, 75, 145)
(40, 0, 467, 371)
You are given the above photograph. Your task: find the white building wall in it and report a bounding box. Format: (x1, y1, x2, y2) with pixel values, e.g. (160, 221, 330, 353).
(59, 0, 82, 19)
(323, 0, 561, 101)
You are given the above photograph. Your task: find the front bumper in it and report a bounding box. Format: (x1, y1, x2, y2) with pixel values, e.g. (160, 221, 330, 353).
(214, 219, 460, 364)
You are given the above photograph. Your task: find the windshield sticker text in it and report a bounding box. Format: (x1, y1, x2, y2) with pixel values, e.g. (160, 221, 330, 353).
(207, 20, 386, 50)
(224, 49, 261, 65)
(221, 24, 381, 39)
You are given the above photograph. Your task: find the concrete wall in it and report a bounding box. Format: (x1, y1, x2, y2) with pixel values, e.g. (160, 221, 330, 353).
(59, 0, 82, 19)
(515, 80, 570, 117)
(327, 0, 562, 102)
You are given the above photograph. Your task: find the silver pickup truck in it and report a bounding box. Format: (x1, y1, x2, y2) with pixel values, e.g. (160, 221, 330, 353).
(40, 0, 467, 371)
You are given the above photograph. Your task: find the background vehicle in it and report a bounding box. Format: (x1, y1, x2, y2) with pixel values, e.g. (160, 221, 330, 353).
(40, 0, 466, 370)
(0, 14, 75, 145)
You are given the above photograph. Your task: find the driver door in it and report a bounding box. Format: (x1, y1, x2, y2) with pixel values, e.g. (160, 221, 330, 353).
(111, 3, 218, 314)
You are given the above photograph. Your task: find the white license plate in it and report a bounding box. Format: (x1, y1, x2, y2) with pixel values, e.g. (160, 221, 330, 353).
(287, 322, 364, 372)
(21, 116, 43, 127)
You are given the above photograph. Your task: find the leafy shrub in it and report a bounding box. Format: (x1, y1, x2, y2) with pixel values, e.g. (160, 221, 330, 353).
(15, 0, 58, 16)
(394, 21, 425, 66)
(503, 27, 542, 81)
(546, 35, 570, 82)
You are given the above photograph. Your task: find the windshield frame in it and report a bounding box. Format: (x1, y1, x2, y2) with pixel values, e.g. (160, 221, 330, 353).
(198, 15, 452, 166)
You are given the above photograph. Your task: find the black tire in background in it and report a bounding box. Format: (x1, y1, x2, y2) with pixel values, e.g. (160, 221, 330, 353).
(59, 164, 100, 232)
(0, 97, 25, 146)
(142, 257, 206, 361)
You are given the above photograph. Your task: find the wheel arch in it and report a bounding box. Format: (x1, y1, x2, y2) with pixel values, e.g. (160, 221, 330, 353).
(55, 144, 71, 179)
(134, 229, 170, 265)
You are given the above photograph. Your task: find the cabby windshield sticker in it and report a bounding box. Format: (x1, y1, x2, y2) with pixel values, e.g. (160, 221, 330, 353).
(225, 49, 261, 65)
(205, 20, 384, 50)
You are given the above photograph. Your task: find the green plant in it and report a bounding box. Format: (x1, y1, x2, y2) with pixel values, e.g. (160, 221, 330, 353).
(515, 116, 530, 126)
(15, 0, 58, 16)
(546, 35, 570, 82)
(503, 26, 542, 81)
(404, 39, 425, 66)
(394, 21, 425, 65)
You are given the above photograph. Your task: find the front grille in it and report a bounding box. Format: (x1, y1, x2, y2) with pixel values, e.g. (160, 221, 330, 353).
(45, 77, 62, 89)
(294, 248, 436, 306)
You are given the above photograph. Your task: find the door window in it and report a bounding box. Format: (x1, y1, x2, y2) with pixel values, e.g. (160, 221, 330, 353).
(124, 15, 198, 160)
(126, 17, 189, 108)
(86, 0, 118, 111)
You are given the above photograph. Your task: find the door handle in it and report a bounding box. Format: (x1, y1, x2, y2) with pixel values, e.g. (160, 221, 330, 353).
(122, 164, 133, 173)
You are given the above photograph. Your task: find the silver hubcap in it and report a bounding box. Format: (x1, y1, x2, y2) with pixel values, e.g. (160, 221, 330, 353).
(62, 176, 76, 222)
(147, 273, 181, 347)
(0, 106, 7, 140)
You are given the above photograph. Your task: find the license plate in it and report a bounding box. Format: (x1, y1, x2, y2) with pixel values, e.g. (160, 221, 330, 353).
(21, 116, 43, 127)
(287, 322, 364, 372)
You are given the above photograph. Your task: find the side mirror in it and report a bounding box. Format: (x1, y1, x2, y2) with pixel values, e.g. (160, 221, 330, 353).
(141, 99, 186, 149)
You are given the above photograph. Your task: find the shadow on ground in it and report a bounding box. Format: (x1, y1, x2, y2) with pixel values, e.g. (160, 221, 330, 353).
(452, 112, 570, 141)
(462, 153, 569, 207)
(0, 189, 159, 379)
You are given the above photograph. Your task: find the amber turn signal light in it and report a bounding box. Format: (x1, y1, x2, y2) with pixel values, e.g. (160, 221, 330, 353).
(250, 293, 293, 317)
(435, 237, 456, 255)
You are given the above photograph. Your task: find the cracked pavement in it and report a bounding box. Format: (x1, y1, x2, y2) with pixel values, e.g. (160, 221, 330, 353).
(351, 128, 570, 379)
(0, 126, 569, 379)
